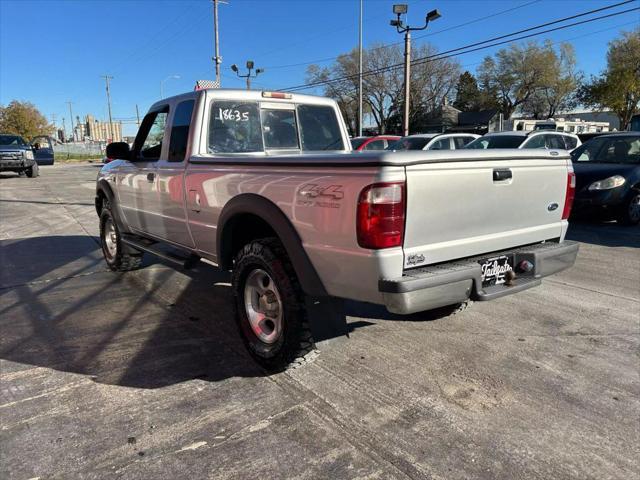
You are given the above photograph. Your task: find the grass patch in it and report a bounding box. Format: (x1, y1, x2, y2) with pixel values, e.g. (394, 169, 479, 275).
(54, 154, 103, 163)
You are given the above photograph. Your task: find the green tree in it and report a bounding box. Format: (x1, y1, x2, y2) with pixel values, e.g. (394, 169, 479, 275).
(521, 43, 580, 119)
(578, 28, 640, 130)
(0, 100, 53, 140)
(453, 71, 481, 111)
(477, 41, 573, 119)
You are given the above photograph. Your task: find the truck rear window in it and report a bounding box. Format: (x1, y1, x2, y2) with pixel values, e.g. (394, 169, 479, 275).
(207, 101, 345, 154)
(208, 101, 264, 153)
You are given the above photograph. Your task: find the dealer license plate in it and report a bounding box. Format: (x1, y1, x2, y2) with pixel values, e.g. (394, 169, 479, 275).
(479, 255, 514, 287)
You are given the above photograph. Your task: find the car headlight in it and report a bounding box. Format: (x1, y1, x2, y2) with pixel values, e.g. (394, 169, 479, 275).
(25, 150, 34, 160)
(588, 175, 625, 191)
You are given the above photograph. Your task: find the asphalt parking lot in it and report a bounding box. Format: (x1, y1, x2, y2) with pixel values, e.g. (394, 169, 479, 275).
(1, 163, 639, 480)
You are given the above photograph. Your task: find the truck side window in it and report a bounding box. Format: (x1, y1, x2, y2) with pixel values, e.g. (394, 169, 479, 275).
(261, 109, 299, 149)
(208, 101, 263, 153)
(134, 108, 169, 161)
(168, 100, 195, 162)
(298, 105, 344, 151)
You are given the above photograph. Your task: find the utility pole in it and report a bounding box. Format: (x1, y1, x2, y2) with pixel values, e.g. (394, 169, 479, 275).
(101, 75, 114, 141)
(62, 117, 66, 141)
(66, 101, 74, 142)
(231, 61, 264, 90)
(390, 5, 441, 136)
(135, 104, 141, 127)
(358, 0, 363, 137)
(212, 0, 223, 86)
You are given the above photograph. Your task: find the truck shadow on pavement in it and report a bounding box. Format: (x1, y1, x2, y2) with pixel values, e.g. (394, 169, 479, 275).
(0, 235, 454, 389)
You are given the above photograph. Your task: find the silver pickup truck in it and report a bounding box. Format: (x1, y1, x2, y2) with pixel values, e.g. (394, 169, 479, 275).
(96, 89, 578, 369)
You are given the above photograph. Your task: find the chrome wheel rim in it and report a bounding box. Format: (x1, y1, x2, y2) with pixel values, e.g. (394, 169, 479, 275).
(103, 218, 118, 258)
(629, 194, 640, 223)
(243, 268, 283, 344)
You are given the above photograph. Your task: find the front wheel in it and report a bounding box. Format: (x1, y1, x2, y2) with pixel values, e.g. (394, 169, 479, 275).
(617, 192, 640, 226)
(99, 206, 143, 271)
(232, 238, 314, 370)
(25, 163, 39, 178)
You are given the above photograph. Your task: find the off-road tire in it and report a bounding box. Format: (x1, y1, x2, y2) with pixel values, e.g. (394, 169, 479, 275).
(99, 203, 143, 271)
(616, 191, 640, 226)
(25, 163, 39, 178)
(232, 237, 315, 371)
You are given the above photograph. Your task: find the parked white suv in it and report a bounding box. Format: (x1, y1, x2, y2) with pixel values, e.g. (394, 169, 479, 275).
(387, 133, 480, 151)
(465, 131, 581, 151)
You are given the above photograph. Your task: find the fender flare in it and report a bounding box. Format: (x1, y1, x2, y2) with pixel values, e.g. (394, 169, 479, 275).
(217, 194, 327, 296)
(96, 179, 128, 232)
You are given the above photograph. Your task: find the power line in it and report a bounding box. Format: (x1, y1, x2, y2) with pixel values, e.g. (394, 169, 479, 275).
(265, 0, 636, 72)
(321, 19, 638, 102)
(263, 0, 543, 70)
(281, 3, 640, 92)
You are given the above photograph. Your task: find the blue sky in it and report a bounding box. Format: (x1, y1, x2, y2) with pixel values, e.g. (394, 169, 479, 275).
(1, 0, 638, 135)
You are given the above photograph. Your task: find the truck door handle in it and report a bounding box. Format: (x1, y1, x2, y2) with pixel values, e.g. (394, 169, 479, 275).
(147, 172, 156, 182)
(493, 169, 512, 181)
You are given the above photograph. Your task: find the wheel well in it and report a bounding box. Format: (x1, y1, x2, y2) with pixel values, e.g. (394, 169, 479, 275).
(220, 213, 278, 268)
(95, 189, 106, 216)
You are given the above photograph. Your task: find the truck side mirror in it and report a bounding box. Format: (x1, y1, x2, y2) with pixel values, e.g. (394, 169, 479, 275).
(106, 142, 130, 160)
(33, 143, 40, 150)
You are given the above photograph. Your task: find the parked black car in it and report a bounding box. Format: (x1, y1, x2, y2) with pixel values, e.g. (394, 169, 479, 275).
(570, 132, 640, 225)
(0, 134, 39, 177)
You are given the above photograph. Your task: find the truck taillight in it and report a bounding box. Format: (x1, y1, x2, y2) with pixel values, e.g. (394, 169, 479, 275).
(562, 169, 576, 220)
(357, 182, 405, 249)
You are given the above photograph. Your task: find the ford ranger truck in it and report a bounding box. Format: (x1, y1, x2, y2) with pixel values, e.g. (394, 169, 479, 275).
(95, 89, 578, 369)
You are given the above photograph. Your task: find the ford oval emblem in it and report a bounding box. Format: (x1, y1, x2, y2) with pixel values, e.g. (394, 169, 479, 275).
(547, 202, 559, 211)
(550, 151, 559, 156)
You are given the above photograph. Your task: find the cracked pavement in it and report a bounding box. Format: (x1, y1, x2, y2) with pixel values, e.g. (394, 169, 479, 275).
(1, 164, 639, 479)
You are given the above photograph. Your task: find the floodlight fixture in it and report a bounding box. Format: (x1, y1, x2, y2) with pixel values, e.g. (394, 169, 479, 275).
(393, 4, 408, 15)
(426, 9, 441, 22)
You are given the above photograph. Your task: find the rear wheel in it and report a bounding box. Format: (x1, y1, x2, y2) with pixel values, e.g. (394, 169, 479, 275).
(617, 192, 640, 226)
(232, 238, 315, 370)
(99, 204, 143, 271)
(25, 163, 39, 178)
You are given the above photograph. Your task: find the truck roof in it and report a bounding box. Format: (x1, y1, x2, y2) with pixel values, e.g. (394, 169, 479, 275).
(152, 88, 337, 110)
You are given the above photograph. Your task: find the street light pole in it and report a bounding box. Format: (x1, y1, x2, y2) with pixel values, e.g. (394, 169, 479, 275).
(358, 0, 363, 137)
(403, 29, 411, 138)
(390, 5, 441, 137)
(231, 61, 264, 90)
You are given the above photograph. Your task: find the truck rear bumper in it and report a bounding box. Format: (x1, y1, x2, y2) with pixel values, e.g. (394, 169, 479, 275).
(379, 241, 579, 314)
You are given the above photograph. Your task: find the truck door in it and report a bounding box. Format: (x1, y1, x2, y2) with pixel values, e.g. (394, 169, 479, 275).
(153, 99, 196, 247)
(117, 106, 169, 234)
(31, 136, 54, 165)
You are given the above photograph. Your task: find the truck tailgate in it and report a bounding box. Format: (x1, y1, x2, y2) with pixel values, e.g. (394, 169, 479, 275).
(403, 155, 569, 268)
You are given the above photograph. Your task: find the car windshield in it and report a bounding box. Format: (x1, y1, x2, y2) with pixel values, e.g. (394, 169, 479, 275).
(465, 135, 525, 149)
(350, 138, 368, 150)
(0, 135, 26, 146)
(572, 136, 640, 164)
(387, 137, 431, 150)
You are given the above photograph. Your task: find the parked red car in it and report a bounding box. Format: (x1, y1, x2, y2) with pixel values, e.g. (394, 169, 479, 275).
(350, 135, 400, 151)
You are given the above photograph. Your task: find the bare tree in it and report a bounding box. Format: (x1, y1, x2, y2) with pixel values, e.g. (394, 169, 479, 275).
(307, 43, 460, 134)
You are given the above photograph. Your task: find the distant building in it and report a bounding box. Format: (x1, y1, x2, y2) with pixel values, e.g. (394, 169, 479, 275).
(560, 110, 620, 131)
(84, 114, 122, 142)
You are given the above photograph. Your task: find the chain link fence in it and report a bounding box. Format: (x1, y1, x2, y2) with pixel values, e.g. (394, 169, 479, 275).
(53, 142, 104, 160)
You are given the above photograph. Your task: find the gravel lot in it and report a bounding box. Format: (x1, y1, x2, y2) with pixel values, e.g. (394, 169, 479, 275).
(1, 164, 638, 480)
